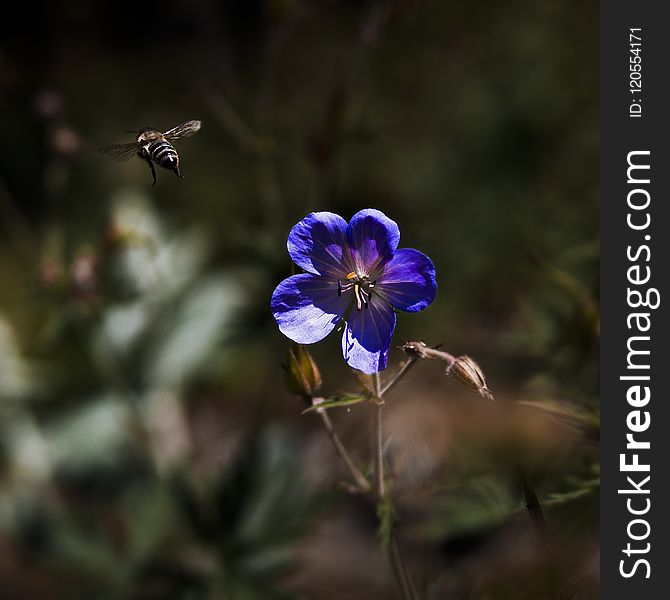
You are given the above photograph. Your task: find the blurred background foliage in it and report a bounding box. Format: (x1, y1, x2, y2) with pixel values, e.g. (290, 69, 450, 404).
(0, 0, 597, 598)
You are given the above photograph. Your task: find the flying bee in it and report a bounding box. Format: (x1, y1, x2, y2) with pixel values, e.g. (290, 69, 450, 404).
(96, 119, 202, 186)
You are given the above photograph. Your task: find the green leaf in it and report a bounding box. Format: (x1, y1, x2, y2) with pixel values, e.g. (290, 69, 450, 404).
(301, 393, 369, 414)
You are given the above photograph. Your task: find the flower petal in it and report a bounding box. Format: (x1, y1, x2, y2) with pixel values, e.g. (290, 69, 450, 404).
(287, 212, 350, 277)
(271, 274, 350, 344)
(376, 248, 437, 312)
(341, 298, 396, 373)
(346, 209, 400, 275)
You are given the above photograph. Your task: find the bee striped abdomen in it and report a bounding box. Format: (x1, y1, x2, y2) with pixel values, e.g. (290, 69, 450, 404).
(148, 140, 180, 173)
(99, 121, 200, 185)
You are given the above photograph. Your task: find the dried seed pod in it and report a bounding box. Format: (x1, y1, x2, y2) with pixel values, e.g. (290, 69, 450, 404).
(447, 356, 494, 402)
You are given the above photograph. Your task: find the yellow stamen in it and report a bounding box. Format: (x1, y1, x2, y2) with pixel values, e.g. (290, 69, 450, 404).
(354, 283, 362, 310)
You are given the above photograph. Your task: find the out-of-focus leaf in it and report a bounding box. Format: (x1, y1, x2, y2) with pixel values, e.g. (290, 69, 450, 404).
(106, 192, 209, 301)
(98, 302, 149, 356)
(4, 417, 52, 484)
(47, 521, 126, 585)
(414, 475, 517, 542)
(233, 427, 323, 555)
(517, 399, 600, 439)
(0, 316, 39, 403)
(172, 426, 325, 594)
(123, 483, 177, 562)
(45, 394, 132, 473)
(544, 476, 599, 509)
(144, 272, 247, 389)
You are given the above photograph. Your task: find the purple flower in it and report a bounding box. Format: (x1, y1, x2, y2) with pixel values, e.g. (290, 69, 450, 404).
(271, 209, 437, 374)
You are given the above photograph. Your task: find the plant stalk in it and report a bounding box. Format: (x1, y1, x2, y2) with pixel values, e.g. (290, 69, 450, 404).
(318, 408, 371, 494)
(376, 370, 421, 600)
(318, 366, 420, 599)
(374, 372, 385, 499)
(390, 535, 420, 600)
(380, 356, 419, 397)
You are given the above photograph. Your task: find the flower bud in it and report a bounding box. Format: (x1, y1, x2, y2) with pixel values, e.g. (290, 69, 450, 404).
(283, 343, 322, 399)
(447, 355, 494, 402)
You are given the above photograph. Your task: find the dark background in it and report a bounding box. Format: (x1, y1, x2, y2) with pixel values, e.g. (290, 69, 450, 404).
(0, 1, 598, 598)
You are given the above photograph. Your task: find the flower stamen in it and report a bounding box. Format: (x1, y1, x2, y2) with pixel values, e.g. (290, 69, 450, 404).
(339, 274, 376, 310)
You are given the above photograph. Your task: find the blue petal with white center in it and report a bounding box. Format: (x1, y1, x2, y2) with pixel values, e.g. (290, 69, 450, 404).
(272, 208, 438, 373)
(271, 273, 351, 344)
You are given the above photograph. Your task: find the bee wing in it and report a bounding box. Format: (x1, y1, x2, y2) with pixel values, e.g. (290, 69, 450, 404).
(95, 142, 139, 162)
(162, 120, 202, 141)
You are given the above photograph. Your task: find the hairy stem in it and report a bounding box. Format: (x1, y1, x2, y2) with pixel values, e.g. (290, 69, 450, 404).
(380, 356, 419, 397)
(318, 409, 372, 494)
(375, 402, 385, 498)
(390, 535, 420, 600)
(376, 369, 421, 600)
(374, 372, 385, 499)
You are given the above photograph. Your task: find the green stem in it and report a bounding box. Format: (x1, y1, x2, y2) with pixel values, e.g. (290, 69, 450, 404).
(374, 372, 385, 499)
(375, 370, 421, 600)
(375, 402, 384, 499)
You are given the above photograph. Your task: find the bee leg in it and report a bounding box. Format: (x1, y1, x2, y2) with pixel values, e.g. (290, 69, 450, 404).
(137, 152, 157, 186)
(149, 161, 157, 186)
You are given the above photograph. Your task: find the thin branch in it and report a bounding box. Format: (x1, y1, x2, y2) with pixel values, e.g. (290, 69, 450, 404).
(375, 402, 385, 499)
(390, 535, 420, 600)
(318, 408, 372, 495)
(377, 366, 420, 599)
(380, 356, 419, 397)
(374, 372, 385, 499)
(374, 370, 382, 397)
